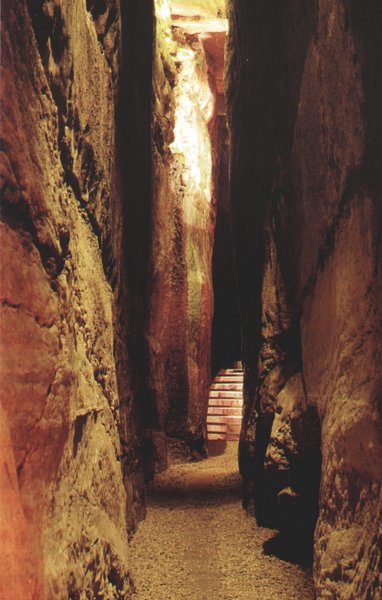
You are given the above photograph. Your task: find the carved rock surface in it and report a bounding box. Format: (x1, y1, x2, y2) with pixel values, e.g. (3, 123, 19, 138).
(0, 1, 154, 596)
(149, 2, 221, 457)
(1, 1, 224, 592)
(227, 1, 382, 598)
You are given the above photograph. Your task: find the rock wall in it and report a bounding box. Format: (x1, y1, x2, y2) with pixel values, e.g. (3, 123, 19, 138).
(149, 4, 187, 464)
(226, 1, 382, 598)
(149, 2, 218, 459)
(172, 31, 215, 453)
(1, 0, 221, 592)
(0, 1, 154, 597)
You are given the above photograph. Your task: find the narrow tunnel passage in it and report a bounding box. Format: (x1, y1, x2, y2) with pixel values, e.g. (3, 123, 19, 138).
(133, 3, 318, 597)
(1, 0, 381, 598)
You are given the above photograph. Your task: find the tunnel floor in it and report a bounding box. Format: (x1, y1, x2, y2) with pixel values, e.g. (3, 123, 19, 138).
(129, 442, 314, 599)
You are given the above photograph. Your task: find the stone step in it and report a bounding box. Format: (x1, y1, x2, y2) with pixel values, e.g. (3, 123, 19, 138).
(209, 391, 243, 400)
(213, 380, 243, 386)
(213, 381, 243, 387)
(207, 426, 240, 435)
(207, 407, 242, 416)
(207, 415, 242, 424)
(207, 423, 241, 434)
(207, 367, 243, 442)
(207, 423, 227, 432)
(208, 399, 243, 414)
(214, 375, 243, 382)
(210, 383, 243, 391)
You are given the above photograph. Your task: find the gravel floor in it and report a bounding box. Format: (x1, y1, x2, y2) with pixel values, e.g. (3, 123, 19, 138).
(129, 442, 315, 600)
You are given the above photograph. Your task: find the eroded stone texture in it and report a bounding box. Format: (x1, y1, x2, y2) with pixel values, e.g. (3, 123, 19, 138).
(0, 0, 154, 597)
(149, 4, 187, 464)
(0, 404, 44, 599)
(1, 0, 224, 591)
(227, 1, 382, 597)
(172, 33, 215, 453)
(149, 2, 221, 457)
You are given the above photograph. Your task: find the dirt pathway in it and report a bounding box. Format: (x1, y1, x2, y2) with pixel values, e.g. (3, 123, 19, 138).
(129, 442, 314, 600)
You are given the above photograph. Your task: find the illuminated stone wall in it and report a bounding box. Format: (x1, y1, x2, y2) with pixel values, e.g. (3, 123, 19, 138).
(149, 2, 218, 456)
(0, 1, 154, 597)
(1, 4, 222, 595)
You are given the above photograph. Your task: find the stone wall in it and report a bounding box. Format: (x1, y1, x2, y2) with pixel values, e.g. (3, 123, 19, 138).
(149, 4, 187, 464)
(0, 1, 220, 594)
(226, 1, 382, 597)
(0, 1, 154, 597)
(149, 2, 218, 459)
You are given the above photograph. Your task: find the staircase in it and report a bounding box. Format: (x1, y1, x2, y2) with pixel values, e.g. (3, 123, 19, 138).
(207, 368, 243, 442)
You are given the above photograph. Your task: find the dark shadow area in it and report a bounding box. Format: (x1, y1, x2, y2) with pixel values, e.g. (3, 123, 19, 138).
(211, 117, 241, 378)
(207, 440, 228, 457)
(263, 532, 313, 568)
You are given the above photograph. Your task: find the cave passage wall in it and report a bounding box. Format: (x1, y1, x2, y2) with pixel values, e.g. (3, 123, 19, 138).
(149, 0, 227, 459)
(226, 0, 382, 598)
(4, 0, 381, 598)
(0, 0, 223, 596)
(0, 0, 154, 597)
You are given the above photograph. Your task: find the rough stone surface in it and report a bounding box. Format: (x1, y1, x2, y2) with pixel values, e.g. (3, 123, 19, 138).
(0, 404, 44, 599)
(1, 1, 226, 592)
(150, 4, 185, 465)
(0, 1, 154, 597)
(149, 3, 220, 457)
(5, 0, 381, 598)
(226, 1, 382, 598)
